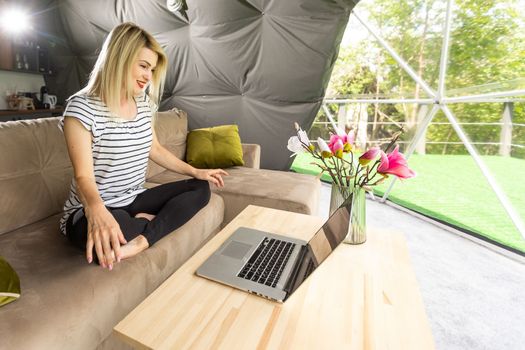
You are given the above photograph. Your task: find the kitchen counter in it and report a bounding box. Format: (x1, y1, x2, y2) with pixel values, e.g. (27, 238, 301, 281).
(0, 108, 63, 122)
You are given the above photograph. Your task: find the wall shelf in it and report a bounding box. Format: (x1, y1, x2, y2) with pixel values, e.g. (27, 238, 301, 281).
(0, 33, 54, 75)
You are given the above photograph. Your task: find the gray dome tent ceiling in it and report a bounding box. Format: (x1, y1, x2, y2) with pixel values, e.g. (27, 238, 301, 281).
(39, 0, 358, 169)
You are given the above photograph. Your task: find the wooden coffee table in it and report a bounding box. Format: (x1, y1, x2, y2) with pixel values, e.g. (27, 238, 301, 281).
(114, 205, 434, 349)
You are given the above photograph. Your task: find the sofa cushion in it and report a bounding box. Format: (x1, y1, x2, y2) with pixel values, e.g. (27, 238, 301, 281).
(0, 256, 20, 307)
(0, 118, 73, 236)
(0, 193, 224, 350)
(147, 108, 188, 178)
(186, 125, 244, 169)
(240, 143, 261, 169)
(148, 167, 321, 226)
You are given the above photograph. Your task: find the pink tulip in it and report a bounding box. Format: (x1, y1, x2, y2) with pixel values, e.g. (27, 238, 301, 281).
(328, 134, 344, 157)
(377, 145, 416, 179)
(359, 147, 380, 166)
(330, 128, 354, 153)
(329, 134, 343, 147)
(346, 130, 355, 146)
(334, 127, 354, 145)
(329, 138, 344, 158)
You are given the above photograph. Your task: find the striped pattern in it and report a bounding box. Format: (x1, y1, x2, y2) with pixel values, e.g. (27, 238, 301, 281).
(58, 94, 153, 234)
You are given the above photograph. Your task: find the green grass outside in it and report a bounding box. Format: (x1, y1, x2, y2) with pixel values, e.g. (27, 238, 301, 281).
(291, 152, 525, 253)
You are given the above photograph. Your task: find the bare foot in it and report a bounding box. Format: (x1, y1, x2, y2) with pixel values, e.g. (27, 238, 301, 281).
(135, 212, 156, 221)
(113, 235, 150, 261)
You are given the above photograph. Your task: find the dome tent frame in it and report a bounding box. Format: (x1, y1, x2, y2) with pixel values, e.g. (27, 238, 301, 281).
(322, 0, 525, 240)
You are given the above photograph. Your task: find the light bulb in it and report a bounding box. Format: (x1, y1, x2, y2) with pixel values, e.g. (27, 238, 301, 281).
(1, 8, 30, 34)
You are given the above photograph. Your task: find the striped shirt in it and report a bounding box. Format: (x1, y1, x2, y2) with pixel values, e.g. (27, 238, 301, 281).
(58, 93, 153, 235)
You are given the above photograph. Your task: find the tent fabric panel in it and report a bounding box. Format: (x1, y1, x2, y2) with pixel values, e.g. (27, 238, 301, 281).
(44, 0, 358, 169)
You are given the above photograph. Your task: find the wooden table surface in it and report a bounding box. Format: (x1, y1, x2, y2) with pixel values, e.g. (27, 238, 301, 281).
(114, 205, 434, 350)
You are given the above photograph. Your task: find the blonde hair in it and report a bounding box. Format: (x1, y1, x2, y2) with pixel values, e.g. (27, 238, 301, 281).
(78, 22, 167, 117)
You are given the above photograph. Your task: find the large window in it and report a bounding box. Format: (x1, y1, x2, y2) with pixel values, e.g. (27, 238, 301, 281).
(293, 0, 525, 254)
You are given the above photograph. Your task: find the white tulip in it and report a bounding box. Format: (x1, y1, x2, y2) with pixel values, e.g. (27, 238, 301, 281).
(287, 136, 305, 156)
(317, 137, 332, 157)
(298, 129, 310, 146)
(287, 127, 311, 157)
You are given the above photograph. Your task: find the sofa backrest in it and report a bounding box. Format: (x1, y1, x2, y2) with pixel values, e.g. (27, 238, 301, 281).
(0, 118, 73, 235)
(0, 109, 187, 235)
(146, 108, 188, 179)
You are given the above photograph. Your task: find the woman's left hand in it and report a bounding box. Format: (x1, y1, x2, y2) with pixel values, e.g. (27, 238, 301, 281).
(194, 168, 229, 188)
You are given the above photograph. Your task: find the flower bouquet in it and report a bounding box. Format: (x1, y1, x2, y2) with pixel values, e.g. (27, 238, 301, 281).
(287, 123, 416, 244)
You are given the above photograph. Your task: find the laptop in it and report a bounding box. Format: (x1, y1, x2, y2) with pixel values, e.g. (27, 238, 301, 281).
(196, 198, 352, 302)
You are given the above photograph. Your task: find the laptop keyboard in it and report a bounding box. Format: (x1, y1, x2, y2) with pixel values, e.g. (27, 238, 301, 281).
(237, 237, 295, 287)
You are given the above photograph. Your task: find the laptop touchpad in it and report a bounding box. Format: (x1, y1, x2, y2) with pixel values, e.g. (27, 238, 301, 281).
(221, 241, 252, 260)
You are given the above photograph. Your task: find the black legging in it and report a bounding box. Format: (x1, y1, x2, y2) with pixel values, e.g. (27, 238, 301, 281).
(65, 179, 211, 251)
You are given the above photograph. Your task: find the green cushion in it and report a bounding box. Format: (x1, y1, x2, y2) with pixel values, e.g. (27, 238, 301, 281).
(0, 256, 20, 307)
(186, 124, 244, 169)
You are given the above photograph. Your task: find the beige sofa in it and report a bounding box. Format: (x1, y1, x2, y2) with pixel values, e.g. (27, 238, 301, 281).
(0, 109, 320, 349)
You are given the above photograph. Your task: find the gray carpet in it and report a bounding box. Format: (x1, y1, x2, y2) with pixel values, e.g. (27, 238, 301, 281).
(318, 183, 525, 350)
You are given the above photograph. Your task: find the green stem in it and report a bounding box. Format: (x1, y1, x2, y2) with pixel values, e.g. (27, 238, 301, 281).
(320, 157, 339, 187)
(350, 150, 354, 177)
(341, 157, 350, 187)
(357, 168, 368, 187)
(334, 157, 344, 187)
(354, 164, 365, 188)
(341, 154, 354, 177)
(368, 175, 389, 186)
(363, 159, 381, 186)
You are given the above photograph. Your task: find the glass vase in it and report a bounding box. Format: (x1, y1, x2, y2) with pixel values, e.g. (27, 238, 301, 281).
(329, 184, 366, 244)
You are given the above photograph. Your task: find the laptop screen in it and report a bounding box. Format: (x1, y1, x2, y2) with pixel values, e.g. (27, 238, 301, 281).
(283, 198, 352, 300)
(307, 198, 352, 264)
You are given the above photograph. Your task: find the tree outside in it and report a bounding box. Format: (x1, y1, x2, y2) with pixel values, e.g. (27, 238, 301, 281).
(317, 0, 525, 158)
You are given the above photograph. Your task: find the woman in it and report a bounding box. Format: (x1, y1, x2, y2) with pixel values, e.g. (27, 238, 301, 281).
(60, 22, 227, 270)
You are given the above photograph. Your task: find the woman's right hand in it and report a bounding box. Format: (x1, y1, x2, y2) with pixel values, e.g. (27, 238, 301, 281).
(64, 118, 127, 269)
(84, 204, 127, 269)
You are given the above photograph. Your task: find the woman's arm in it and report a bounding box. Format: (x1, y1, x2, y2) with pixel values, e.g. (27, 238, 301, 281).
(63, 117, 126, 269)
(149, 129, 228, 187)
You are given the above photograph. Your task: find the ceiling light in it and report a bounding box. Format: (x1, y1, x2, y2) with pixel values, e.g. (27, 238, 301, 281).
(1, 8, 30, 34)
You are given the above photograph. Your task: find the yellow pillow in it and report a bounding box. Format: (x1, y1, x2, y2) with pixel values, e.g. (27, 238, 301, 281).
(186, 125, 244, 169)
(0, 256, 20, 307)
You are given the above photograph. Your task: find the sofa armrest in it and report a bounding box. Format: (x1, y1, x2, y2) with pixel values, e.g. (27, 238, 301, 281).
(241, 143, 261, 169)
